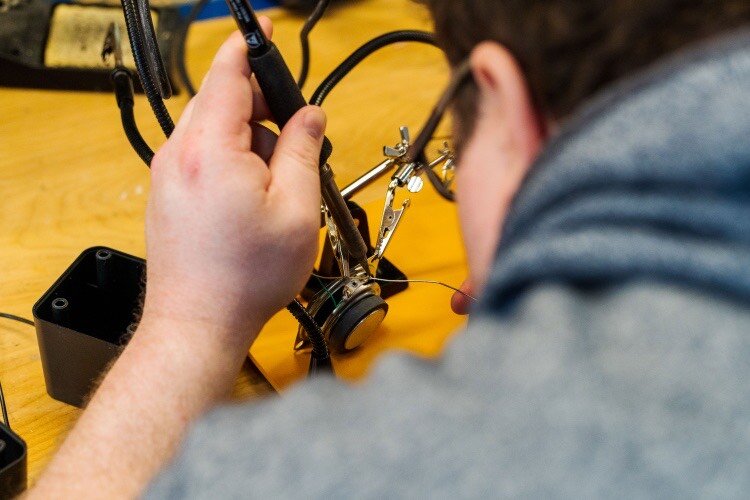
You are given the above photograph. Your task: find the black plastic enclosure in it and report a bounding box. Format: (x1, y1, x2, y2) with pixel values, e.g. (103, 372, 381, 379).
(33, 247, 145, 408)
(0, 423, 27, 498)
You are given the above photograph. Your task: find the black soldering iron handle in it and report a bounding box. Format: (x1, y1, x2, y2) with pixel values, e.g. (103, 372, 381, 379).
(249, 44, 333, 164)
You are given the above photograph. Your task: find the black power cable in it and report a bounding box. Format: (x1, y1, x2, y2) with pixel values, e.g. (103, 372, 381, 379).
(310, 30, 437, 106)
(0, 313, 34, 327)
(104, 23, 155, 166)
(135, 0, 172, 99)
(177, 0, 211, 97)
(0, 381, 9, 429)
(297, 0, 331, 89)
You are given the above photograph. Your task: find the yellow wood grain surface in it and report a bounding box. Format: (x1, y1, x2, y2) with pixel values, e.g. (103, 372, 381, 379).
(0, 0, 466, 484)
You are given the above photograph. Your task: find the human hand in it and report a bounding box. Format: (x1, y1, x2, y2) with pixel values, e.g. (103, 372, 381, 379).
(143, 22, 326, 347)
(451, 279, 474, 315)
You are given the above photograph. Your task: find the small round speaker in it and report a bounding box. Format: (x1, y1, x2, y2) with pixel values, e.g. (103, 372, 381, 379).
(299, 278, 388, 353)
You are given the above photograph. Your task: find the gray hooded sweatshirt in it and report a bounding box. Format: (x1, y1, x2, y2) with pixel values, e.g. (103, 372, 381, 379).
(147, 30, 750, 499)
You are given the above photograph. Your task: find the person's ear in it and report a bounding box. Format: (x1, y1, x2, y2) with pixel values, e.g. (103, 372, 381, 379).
(454, 42, 548, 297)
(469, 41, 546, 167)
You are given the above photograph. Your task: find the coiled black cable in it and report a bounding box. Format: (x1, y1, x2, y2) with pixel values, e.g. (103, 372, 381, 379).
(286, 299, 330, 365)
(121, 0, 175, 137)
(297, 0, 331, 89)
(310, 30, 437, 107)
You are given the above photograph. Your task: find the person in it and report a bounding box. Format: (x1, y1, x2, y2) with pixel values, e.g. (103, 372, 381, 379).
(30, 0, 750, 497)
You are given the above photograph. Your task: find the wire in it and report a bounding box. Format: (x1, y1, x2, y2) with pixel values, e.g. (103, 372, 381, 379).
(177, 0, 211, 97)
(0, 313, 34, 327)
(314, 276, 338, 306)
(0, 381, 8, 428)
(121, 104, 155, 166)
(310, 30, 437, 107)
(297, 0, 331, 89)
(311, 273, 477, 302)
(374, 278, 476, 302)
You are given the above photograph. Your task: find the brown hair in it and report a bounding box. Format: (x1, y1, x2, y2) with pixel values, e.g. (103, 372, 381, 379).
(421, 0, 750, 140)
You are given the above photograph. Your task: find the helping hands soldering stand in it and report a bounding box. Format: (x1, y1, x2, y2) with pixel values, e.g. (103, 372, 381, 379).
(225, 0, 394, 371)
(293, 127, 457, 355)
(226, 0, 463, 362)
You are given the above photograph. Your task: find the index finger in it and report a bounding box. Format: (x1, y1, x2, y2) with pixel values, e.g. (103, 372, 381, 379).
(187, 19, 273, 147)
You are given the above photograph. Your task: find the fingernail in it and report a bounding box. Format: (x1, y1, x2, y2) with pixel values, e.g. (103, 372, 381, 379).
(304, 107, 326, 139)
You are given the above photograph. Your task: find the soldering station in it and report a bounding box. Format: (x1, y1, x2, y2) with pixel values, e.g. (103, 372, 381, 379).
(1, 0, 471, 494)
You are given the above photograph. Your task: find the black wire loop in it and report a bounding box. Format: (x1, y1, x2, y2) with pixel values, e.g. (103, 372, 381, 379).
(310, 30, 437, 106)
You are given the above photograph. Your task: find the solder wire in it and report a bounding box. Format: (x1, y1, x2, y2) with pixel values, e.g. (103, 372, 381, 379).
(311, 273, 477, 303)
(315, 276, 339, 306)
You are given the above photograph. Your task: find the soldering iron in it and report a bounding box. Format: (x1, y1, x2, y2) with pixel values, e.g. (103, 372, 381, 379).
(225, 0, 371, 277)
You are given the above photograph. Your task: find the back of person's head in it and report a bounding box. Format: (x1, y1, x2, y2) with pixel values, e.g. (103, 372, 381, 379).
(421, 0, 750, 137)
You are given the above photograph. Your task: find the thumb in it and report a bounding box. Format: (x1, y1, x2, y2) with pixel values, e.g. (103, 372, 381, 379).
(269, 106, 326, 203)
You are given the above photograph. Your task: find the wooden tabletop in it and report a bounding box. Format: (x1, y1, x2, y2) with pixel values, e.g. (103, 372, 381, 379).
(0, 0, 467, 484)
